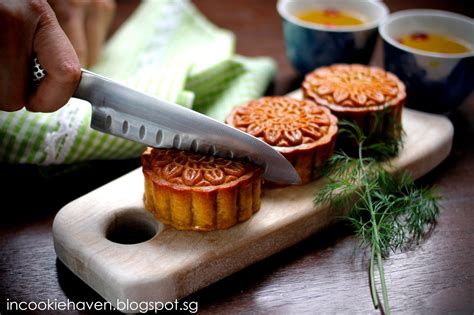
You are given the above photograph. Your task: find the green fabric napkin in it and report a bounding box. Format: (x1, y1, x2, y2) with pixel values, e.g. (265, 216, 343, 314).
(0, 0, 276, 164)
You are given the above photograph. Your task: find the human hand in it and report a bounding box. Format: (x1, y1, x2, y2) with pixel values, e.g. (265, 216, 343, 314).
(0, 0, 81, 112)
(48, 0, 116, 68)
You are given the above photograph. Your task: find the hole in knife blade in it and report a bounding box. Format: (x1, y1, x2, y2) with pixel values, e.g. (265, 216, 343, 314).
(190, 139, 199, 152)
(155, 130, 163, 145)
(173, 134, 181, 149)
(105, 115, 112, 130)
(139, 125, 146, 140)
(208, 145, 216, 156)
(122, 120, 129, 134)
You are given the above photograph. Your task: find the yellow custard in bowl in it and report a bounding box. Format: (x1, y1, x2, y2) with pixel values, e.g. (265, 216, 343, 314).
(297, 9, 364, 27)
(397, 32, 470, 54)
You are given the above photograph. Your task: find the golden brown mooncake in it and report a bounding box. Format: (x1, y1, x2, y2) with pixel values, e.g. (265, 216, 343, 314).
(226, 96, 338, 184)
(302, 64, 406, 142)
(141, 148, 262, 231)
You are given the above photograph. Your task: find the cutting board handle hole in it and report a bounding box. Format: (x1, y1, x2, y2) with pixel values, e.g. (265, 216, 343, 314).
(105, 210, 160, 245)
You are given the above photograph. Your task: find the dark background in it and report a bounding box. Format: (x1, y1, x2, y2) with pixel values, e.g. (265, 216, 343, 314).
(1, 0, 473, 314)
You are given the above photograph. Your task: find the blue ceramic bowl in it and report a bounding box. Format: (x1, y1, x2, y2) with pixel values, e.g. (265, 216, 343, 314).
(277, 0, 389, 74)
(379, 10, 474, 113)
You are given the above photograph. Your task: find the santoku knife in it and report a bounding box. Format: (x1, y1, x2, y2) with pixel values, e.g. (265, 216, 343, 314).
(32, 60, 301, 184)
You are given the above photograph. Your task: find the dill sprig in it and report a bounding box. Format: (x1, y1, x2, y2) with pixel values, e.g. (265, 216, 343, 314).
(314, 121, 440, 314)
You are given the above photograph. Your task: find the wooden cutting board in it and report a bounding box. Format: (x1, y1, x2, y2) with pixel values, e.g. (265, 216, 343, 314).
(53, 100, 453, 310)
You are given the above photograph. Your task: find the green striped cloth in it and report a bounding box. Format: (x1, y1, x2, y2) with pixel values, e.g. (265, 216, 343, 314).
(0, 0, 275, 164)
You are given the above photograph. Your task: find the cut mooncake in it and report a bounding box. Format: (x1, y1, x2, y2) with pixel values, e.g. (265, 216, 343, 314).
(226, 96, 338, 184)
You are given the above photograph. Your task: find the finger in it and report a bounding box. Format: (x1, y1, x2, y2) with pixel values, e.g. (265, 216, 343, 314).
(0, 11, 30, 111)
(85, 0, 116, 67)
(27, 6, 81, 112)
(49, 0, 89, 67)
(0, 0, 42, 111)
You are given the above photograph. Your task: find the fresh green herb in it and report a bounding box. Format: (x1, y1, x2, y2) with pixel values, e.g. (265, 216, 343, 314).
(314, 121, 440, 314)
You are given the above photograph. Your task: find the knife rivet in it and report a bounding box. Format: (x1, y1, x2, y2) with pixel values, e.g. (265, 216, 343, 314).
(139, 125, 146, 140)
(122, 120, 129, 134)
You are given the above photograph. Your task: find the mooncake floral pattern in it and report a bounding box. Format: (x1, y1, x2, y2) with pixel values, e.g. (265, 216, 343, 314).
(230, 97, 333, 147)
(304, 64, 404, 107)
(149, 149, 249, 186)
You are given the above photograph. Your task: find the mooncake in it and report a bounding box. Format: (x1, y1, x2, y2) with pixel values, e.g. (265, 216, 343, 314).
(141, 148, 262, 231)
(302, 64, 406, 144)
(226, 96, 338, 184)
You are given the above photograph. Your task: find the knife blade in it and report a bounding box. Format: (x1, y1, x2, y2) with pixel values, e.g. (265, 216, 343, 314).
(32, 61, 301, 184)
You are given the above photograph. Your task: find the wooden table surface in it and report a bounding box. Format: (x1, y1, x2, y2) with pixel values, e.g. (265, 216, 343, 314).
(1, 1, 472, 314)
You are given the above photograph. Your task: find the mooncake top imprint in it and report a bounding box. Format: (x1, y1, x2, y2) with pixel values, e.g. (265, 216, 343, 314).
(142, 148, 258, 188)
(227, 96, 338, 150)
(303, 64, 406, 109)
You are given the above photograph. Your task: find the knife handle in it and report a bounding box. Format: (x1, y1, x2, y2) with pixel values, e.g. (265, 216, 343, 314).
(31, 58, 96, 100)
(32, 58, 86, 99)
